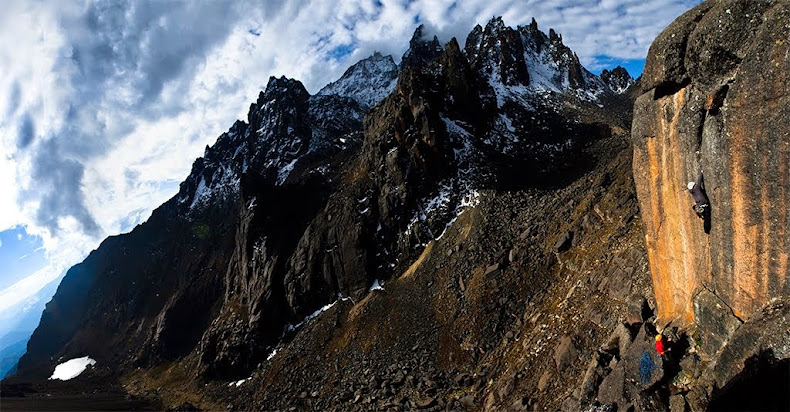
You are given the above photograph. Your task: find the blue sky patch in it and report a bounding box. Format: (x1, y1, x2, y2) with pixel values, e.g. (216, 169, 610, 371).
(590, 55, 646, 78)
(0, 226, 47, 291)
(328, 43, 356, 61)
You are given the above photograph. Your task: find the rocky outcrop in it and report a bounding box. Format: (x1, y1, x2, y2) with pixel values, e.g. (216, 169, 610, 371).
(712, 298, 790, 389)
(632, 1, 790, 327)
(692, 287, 742, 356)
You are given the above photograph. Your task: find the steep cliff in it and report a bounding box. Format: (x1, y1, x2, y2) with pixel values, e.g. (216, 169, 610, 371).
(632, 1, 790, 329)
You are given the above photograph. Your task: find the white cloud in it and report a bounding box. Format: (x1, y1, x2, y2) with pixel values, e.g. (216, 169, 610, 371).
(0, 266, 62, 314)
(0, 0, 702, 316)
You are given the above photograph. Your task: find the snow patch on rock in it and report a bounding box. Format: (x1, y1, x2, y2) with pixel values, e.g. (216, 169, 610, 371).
(229, 377, 251, 387)
(369, 279, 384, 291)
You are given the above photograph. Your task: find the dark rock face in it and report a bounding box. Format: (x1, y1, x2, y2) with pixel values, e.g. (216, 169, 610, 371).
(632, 0, 790, 325)
(17, 75, 367, 381)
(18, 194, 238, 378)
(712, 298, 790, 390)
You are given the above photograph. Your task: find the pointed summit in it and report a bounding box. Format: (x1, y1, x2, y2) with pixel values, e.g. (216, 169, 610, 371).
(262, 76, 309, 100)
(248, 76, 310, 132)
(600, 66, 634, 94)
(318, 52, 398, 109)
(465, 17, 530, 87)
(401, 24, 443, 68)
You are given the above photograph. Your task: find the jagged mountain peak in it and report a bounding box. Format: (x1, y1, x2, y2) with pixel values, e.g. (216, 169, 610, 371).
(248, 76, 309, 129)
(317, 52, 398, 109)
(410, 24, 440, 45)
(401, 24, 444, 68)
(600, 66, 634, 94)
(260, 76, 309, 102)
(484, 16, 507, 32)
(465, 17, 530, 88)
(548, 28, 562, 42)
(464, 16, 614, 104)
(177, 71, 367, 214)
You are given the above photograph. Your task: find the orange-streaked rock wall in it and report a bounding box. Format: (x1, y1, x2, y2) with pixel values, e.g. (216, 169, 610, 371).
(632, 0, 790, 323)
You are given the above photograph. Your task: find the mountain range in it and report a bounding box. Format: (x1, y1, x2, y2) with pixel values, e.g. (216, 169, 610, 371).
(3, 3, 790, 411)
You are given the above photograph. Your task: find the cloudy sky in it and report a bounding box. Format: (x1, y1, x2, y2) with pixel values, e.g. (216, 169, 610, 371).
(0, 0, 701, 319)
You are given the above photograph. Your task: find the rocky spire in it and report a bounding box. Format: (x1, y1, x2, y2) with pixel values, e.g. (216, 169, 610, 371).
(464, 17, 530, 87)
(600, 66, 634, 94)
(400, 24, 443, 68)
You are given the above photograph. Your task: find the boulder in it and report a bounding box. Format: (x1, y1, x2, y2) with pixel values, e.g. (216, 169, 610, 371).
(537, 370, 552, 391)
(579, 354, 607, 405)
(601, 323, 635, 357)
(626, 294, 649, 325)
(554, 336, 578, 372)
(684, 385, 710, 412)
(607, 268, 632, 300)
(459, 394, 476, 408)
(554, 231, 574, 253)
(415, 397, 437, 409)
(712, 298, 790, 389)
(597, 363, 625, 406)
(669, 394, 686, 412)
(679, 353, 703, 380)
(692, 288, 742, 356)
(621, 325, 664, 388)
(484, 262, 501, 276)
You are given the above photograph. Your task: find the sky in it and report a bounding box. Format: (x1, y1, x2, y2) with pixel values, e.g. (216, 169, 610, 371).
(0, 0, 702, 321)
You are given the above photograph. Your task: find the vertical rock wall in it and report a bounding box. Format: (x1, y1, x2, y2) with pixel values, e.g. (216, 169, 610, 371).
(632, 0, 790, 323)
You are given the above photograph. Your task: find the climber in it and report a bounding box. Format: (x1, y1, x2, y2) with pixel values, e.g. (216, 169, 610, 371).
(687, 172, 709, 219)
(655, 334, 667, 357)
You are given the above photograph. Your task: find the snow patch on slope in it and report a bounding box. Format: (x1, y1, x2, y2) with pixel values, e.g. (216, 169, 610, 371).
(189, 166, 241, 211)
(285, 295, 353, 332)
(189, 176, 209, 209)
(229, 377, 251, 387)
(277, 158, 298, 185)
(49, 356, 96, 381)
